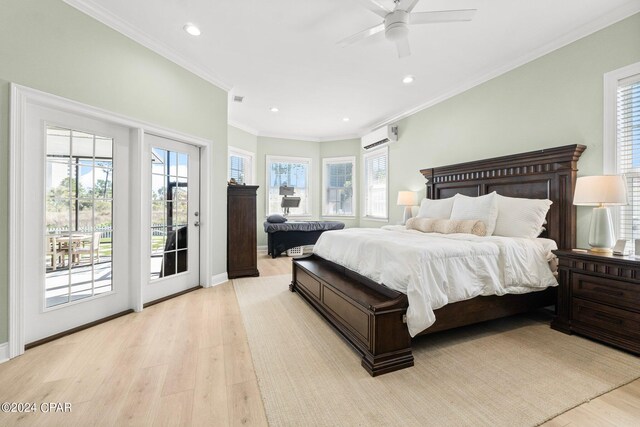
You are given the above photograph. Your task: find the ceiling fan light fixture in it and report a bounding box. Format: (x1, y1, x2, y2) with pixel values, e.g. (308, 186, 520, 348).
(402, 75, 415, 84)
(385, 22, 409, 42)
(384, 10, 409, 42)
(183, 23, 201, 36)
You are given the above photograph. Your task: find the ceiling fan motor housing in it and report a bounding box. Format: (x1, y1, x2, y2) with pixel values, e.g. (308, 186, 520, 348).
(385, 10, 409, 42)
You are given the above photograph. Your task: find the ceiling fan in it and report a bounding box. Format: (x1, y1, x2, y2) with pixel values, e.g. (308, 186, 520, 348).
(339, 0, 477, 58)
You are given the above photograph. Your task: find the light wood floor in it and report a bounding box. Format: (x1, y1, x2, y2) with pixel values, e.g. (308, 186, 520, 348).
(0, 252, 638, 426)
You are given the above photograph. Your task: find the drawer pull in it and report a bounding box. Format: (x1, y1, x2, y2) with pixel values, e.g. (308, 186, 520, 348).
(592, 286, 624, 297)
(593, 312, 623, 325)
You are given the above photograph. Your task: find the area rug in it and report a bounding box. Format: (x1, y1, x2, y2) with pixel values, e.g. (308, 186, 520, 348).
(233, 275, 640, 426)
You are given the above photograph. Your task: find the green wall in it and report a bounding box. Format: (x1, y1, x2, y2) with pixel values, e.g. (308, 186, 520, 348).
(228, 126, 258, 158)
(0, 0, 228, 344)
(385, 13, 640, 247)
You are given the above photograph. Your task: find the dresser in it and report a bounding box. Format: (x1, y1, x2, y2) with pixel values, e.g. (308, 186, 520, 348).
(551, 249, 640, 354)
(227, 185, 259, 279)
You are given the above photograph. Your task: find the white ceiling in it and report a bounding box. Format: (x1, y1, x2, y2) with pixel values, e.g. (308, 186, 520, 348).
(65, 0, 640, 141)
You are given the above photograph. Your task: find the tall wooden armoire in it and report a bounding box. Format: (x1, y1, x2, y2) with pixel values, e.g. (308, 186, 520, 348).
(227, 185, 260, 279)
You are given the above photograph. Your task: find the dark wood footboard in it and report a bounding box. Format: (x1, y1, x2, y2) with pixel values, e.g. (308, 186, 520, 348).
(291, 254, 555, 376)
(291, 254, 414, 376)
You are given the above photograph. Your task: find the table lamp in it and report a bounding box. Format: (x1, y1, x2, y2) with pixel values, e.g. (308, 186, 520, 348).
(397, 191, 417, 225)
(573, 175, 627, 253)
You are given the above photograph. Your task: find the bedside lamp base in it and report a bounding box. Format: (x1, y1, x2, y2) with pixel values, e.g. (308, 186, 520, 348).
(589, 247, 613, 254)
(588, 207, 615, 254)
(401, 206, 412, 225)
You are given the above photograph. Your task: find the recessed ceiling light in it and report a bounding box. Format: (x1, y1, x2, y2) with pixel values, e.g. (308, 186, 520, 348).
(183, 23, 201, 36)
(270, 107, 279, 112)
(402, 75, 415, 84)
(342, 117, 350, 122)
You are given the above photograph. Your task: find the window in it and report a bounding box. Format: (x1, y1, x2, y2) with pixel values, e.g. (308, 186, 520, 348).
(363, 147, 388, 219)
(322, 157, 356, 217)
(266, 155, 311, 216)
(604, 62, 640, 243)
(228, 147, 254, 185)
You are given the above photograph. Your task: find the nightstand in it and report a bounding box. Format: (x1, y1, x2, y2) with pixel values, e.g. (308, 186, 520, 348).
(551, 249, 640, 354)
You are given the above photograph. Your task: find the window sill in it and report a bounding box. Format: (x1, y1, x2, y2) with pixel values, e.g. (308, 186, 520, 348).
(362, 216, 389, 223)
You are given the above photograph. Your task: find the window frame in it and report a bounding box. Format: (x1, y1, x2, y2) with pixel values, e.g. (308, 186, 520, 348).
(322, 156, 356, 218)
(265, 154, 312, 218)
(362, 146, 389, 221)
(603, 61, 640, 240)
(228, 146, 255, 185)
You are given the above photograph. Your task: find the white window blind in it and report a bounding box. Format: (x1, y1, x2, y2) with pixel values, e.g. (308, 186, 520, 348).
(363, 148, 388, 219)
(228, 148, 253, 185)
(616, 73, 640, 242)
(323, 157, 355, 216)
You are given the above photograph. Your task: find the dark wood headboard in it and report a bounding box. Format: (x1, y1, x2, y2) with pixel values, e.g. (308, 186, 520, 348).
(419, 144, 586, 250)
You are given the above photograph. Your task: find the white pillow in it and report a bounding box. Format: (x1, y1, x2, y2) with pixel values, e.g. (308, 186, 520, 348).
(450, 192, 499, 235)
(493, 195, 552, 239)
(417, 196, 456, 219)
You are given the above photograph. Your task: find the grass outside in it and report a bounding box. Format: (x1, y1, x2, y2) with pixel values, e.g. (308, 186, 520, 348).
(95, 235, 167, 258)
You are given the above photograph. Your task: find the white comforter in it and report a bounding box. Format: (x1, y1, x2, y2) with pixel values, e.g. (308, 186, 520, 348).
(312, 227, 558, 337)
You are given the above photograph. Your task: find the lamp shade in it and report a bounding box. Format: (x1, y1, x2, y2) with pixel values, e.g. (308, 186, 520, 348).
(397, 191, 417, 206)
(573, 175, 627, 206)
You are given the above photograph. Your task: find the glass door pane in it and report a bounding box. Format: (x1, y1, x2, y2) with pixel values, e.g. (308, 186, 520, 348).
(45, 127, 113, 308)
(150, 148, 189, 280)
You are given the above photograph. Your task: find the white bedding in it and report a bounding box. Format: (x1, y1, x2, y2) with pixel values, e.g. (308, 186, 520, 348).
(312, 227, 558, 337)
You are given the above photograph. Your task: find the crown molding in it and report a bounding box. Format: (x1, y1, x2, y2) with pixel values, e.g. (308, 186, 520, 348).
(364, 4, 640, 135)
(63, 0, 231, 92)
(228, 120, 358, 143)
(228, 120, 260, 137)
(256, 130, 360, 143)
(255, 130, 322, 143)
(316, 133, 361, 142)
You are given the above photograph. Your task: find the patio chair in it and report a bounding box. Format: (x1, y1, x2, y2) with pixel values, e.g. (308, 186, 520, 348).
(71, 231, 102, 265)
(46, 235, 68, 270)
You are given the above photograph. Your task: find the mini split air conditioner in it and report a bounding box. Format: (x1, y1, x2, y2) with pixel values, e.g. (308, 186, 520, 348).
(361, 124, 398, 150)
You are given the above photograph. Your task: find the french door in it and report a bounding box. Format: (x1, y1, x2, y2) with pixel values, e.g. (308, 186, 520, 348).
(23, 104, 132, 344)
(143, 134, 201, 303)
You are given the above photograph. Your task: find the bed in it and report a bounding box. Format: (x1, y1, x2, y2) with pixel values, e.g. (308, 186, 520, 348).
(290, 144, 586, 376)
(265, 220, 345, 258)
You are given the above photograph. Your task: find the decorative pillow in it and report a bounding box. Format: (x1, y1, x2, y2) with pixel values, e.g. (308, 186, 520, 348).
(406, 217, 487, 236)
(416, 196, 456, 219)
(493, 195, 552, 239)
(266, 214, 287, 223)
(450, 192, 499, 235)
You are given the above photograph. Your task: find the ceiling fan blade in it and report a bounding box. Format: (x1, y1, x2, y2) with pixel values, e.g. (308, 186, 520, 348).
(395, 37, 411, 58)
(338, 23, 385, 46)
(410, 9, 477, 25)
(395, 0, 421, 13)
(353, 0, 391, 18)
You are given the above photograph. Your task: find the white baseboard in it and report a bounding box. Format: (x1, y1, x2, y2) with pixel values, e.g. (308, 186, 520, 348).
(0, 342, 9, 364)
(210, 272, 229, 287)
(257, 245, 268, 252)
